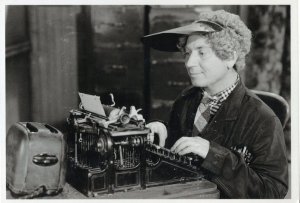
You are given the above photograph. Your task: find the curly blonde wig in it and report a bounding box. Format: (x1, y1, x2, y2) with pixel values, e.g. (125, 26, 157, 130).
(178, 10, 252, 71)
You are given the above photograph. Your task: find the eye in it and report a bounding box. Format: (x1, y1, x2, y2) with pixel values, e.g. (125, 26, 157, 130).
(199, 50, 208, 56)
(183, 51, 191, 57)
(198, 49, 211, 59)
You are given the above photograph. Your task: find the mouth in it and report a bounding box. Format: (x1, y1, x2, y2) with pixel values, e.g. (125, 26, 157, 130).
(189, 72, 204, 77)
(186, 67, 204, 76)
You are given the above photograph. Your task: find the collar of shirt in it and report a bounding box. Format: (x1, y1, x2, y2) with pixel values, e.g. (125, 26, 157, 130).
(202, 74, 240, 115)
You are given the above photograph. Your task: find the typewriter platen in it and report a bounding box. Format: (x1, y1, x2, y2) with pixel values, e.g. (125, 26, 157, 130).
(66, 93, 204, 197)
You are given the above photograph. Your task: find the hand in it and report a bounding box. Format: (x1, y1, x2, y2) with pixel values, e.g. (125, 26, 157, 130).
(145, 122, 168, 147)
(170, 136, 210, 158)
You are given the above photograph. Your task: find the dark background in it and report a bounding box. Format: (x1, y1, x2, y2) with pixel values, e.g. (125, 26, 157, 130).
(5, 5, 290, 157)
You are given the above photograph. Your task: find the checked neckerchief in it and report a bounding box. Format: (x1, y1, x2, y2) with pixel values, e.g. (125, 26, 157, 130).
(192, 91, 212, 136)
(192, 75, 240, 137)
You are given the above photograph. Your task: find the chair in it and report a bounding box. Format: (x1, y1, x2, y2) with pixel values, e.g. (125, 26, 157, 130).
(251, 90, 290, 129)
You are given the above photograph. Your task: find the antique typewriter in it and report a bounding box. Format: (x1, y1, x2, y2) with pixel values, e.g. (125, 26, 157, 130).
(66, 93, 204, 197)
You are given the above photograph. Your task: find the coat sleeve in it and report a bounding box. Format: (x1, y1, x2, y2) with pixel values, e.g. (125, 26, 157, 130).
(201, 116, 289, 198)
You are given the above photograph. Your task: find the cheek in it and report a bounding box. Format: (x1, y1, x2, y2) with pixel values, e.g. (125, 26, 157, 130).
(202, 59, 227, 75)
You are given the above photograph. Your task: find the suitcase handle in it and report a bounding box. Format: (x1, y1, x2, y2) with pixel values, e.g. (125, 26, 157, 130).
(32, 153, 58, 166)
(25, 122, 59, 134)
(26, 123, 38, 132)
(44, 124, 58, 134)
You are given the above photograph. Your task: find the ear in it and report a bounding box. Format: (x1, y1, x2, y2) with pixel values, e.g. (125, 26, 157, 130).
(226, 52, 238, 69)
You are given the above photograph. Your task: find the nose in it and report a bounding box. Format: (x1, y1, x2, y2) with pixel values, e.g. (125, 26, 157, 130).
(185, 51, 199, 68)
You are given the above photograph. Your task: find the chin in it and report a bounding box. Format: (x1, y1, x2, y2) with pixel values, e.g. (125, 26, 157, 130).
(191, 80, 208, 88)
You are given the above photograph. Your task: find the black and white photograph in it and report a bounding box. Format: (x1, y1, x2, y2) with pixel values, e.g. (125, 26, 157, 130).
(2, 1, 299, 201)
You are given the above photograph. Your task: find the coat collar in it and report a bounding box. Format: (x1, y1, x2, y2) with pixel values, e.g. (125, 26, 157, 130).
(180, 79, 246, 121)
(219, 80, 246, 121)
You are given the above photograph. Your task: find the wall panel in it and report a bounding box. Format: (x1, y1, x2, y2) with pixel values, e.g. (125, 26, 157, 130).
(29, 6, 81, 129)
(91, 6, 145, 109)
(6, 6, 31, 132)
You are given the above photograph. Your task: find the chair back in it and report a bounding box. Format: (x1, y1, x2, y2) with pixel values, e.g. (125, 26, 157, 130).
(251, 90, 289, 129)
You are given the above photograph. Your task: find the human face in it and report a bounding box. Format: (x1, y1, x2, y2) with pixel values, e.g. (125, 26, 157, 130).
(183, 35, 232, 93)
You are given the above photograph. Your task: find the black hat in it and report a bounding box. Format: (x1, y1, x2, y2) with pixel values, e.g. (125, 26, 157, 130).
(141, 20, 224, 52)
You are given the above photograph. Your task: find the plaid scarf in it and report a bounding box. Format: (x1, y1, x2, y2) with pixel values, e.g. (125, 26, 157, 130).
(203, 74, 240, 115)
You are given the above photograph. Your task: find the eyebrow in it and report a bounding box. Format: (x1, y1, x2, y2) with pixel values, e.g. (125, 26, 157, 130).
(185, 46, 211, 52)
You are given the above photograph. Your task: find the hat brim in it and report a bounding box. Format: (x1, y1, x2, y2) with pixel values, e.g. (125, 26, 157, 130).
(141, 20, 223, 52)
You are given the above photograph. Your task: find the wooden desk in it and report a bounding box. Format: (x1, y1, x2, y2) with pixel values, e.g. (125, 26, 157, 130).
(7, 179, 219, 199)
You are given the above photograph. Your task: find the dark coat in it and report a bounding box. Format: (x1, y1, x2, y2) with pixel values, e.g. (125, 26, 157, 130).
(165, 80, 289, 198)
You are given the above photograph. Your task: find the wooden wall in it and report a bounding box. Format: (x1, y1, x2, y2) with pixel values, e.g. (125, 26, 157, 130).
(6, 6, 81, 132)
(6, 6, 31, 131)
(90, 6, 146, 115)
(28, 6, 81, 130)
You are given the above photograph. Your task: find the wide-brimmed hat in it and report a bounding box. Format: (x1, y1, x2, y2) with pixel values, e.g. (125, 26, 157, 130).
(141, 20, 224, 52)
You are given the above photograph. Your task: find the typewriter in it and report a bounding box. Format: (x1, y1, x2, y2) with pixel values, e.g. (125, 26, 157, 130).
(66, 93, 204, 197)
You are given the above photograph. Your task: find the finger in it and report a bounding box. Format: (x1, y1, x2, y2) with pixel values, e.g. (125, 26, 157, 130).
(170, 137, 188, 152)
(177, 146, 194, 156)
(173, 140, 191, 154)
(159, 136, 166, 147)
(150, 133, 154, 143)
(158, 126, 167, 147)
(147, 129, 154, 142)
(170, 138, 182, 152)
(146, 123, 157, 132)
(150, 125, 157, 133)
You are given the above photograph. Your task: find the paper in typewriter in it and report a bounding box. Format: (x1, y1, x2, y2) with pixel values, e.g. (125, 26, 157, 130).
(78, 92, 106, 116)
